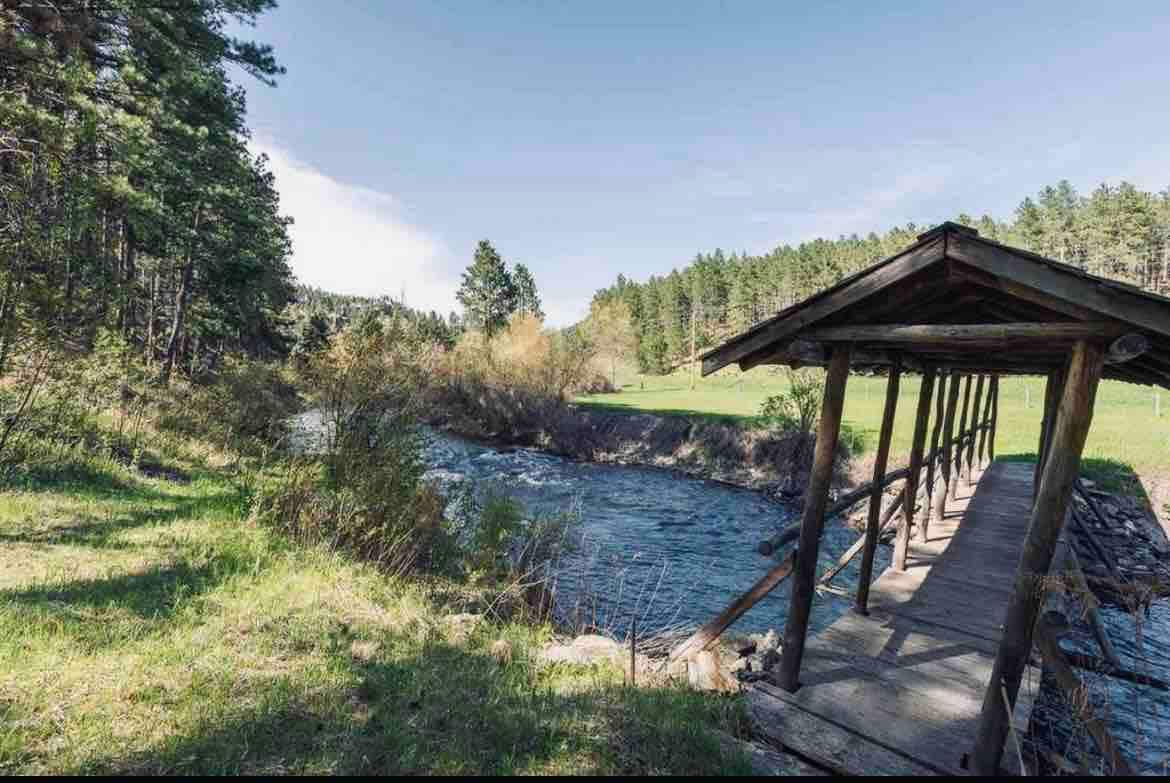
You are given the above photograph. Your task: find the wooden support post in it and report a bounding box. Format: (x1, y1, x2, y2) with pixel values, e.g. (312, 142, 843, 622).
(931, 371, 962, 532)
(895, 366, 935, 571)
(819, 492, 904, 587)
(972, 340, 1105, 775)
(1035, 367, 1066, 497)
(989, 376, 999, 463)
(924, 370, 947, 535)
(856, 357, 902, 612)
(951, 375, 972, 499)
(965, 375, 985, 483)
(976, 374, 994, 468)
(777, 344, 851, 693)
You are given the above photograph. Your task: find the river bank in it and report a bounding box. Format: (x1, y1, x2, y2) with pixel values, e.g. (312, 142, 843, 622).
(423, 395, 850, 502)
(0, 428, 772, 774)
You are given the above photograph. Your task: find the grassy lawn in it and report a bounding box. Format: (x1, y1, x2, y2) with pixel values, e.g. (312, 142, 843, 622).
(0, 452, 750, 775)
(580, 368, 1170, 496)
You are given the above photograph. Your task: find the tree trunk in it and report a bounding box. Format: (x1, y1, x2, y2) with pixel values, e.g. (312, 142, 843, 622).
(160, 205, 202, 384)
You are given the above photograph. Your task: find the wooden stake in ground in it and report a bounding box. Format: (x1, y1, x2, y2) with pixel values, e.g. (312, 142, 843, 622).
(669, 550, 797, 662)
(857, 357, 901, 612)
(896, 365, 935, 571)
(972, 340, 1105, 775)
(777, 345, 851, 693)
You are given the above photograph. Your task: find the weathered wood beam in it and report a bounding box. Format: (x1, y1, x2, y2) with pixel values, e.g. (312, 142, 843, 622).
(896, 365, 935, 570)
(738, 339, 909, 373)
(948, 232, 1170, 340)
(951, 375, 972, 500)
(669, 549, 797, 662)
(1064, 543, 1121, 669)
(856, 356, 901, 613)
(972, 339, 1105, 775)
(800, 322, 1127, 349)
(700, 236, 945, 375)
(778, 345, 851, 692)
(1031, 613, 1134, 775)
(1106, 332, 1151, 364)
(756, 469, 911, 556)
(930, 371, 961, 536)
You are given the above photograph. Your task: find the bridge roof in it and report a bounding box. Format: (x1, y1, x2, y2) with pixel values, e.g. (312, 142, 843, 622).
(700, 222, 1170, 387)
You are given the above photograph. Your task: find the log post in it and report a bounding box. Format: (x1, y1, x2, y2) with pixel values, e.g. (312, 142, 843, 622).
(988, 376, 999, 463)
(931, 371, 962, 533)
(950, 375, 972, 499)
(856, 357, 902, 612)
(777, 344, 852, 693)
(895, 365, 935, 570)
(976, 374, 994, 468)
(1035, 367, 1066, 497)
(971, 339, 1105, 775)
(924, 370, 947, 535)
(965, 375, 985, 483)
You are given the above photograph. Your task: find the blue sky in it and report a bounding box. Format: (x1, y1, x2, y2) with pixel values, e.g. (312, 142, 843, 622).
(237, 1, 1170, 325)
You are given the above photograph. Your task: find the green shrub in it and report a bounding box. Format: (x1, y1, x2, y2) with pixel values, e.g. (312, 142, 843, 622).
(759, 369, 823, 434)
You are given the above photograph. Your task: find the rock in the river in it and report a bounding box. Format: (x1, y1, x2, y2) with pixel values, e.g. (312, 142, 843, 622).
(748, 648, 781, 673)
(759, 629, 780, 651)
(688, 649, 739, 693)
(725, 634, 757, 658)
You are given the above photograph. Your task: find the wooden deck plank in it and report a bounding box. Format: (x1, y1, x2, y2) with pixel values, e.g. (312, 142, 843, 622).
(749, 460, 1040, 775)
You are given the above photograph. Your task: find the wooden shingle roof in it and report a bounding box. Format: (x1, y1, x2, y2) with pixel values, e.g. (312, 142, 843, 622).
(700, 222, 1170, 388)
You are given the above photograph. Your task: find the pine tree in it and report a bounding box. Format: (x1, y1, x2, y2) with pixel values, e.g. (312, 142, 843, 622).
(512, 263, 544, 320)
(456, 241, 516, 338)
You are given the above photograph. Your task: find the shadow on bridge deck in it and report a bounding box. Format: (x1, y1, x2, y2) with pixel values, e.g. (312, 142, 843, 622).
(749, 460, 1040, 775)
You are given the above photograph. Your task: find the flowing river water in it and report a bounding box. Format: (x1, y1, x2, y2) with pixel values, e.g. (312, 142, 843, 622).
(422, 429, 881, 640)
(294, 414, 1169, 771)
(422, 430, 1170, 772)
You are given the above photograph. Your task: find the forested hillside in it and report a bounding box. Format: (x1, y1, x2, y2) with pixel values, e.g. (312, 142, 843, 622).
(593, 182, 1170, 374)
(2, 1, 293, 380)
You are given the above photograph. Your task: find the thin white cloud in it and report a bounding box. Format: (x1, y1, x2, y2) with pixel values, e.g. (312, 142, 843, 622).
(253, 138, 458, 315)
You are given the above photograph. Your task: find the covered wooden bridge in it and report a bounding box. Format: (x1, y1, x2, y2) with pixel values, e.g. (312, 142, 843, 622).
(690, 222, 1170, 774)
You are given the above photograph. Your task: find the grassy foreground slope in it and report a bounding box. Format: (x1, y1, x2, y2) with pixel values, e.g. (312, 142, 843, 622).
(0, 452, 749, 775)
(580, 369, 1170, 496)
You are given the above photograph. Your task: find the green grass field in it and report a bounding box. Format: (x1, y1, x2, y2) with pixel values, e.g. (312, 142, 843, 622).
(0, 449, 750, 774)
(580, 368, 1170, 496)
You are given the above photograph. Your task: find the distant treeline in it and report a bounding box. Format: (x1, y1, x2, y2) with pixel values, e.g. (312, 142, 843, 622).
(288, 285, 462, 357)
(592, 181, 1170, 374)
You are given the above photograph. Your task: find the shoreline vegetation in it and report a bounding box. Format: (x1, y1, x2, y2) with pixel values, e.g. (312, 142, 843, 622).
(0, 350, 765, 775)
